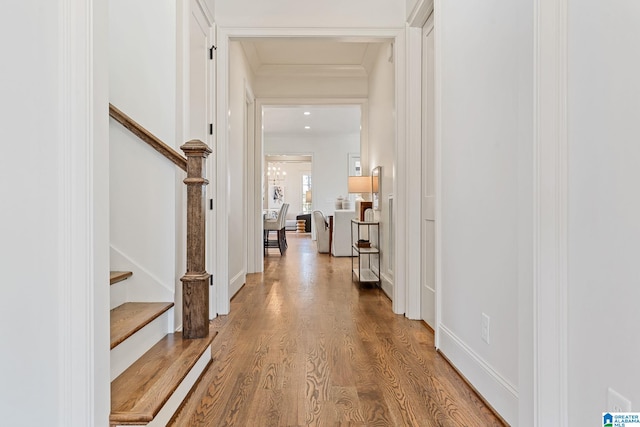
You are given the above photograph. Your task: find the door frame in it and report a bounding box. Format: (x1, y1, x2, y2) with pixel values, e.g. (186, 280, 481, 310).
(244, 82, 257, 274)
(406, 0, 436, 327)
(179, 0, 216, 319)
(253, 98, 369, 271)
(419, 11, 436, 330)
(216, 27, 406, 316)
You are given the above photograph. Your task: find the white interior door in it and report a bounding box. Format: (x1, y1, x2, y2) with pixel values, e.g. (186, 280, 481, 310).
(188, 0, 216, 318)
(420, 13, 436, 328)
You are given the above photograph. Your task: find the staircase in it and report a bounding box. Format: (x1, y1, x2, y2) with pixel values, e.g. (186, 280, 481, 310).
(108, 105, 215, 426)
(109, 271, 216, 426)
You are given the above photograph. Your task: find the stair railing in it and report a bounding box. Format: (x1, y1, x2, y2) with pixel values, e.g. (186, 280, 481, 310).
(109, 104, 211, 339)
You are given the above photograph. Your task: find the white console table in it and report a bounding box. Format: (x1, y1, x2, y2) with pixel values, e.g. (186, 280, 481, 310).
(331, 209, 356, 256)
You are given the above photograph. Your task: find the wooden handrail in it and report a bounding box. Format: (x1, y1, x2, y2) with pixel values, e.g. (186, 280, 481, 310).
(109, 103, 187, 172)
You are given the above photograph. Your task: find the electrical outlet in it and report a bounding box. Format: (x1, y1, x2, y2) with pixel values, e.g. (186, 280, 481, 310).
(481, 313, 490, 344)
(608, 387, 632, 412)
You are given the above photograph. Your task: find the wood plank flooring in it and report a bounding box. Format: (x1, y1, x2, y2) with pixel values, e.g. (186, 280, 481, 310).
(170, 234, 506, 426)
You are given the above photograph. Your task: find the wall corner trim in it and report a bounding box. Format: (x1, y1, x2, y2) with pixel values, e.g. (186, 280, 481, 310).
(532, 0, 569, 424)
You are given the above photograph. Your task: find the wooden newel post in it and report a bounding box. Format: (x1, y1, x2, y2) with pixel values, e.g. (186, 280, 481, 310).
(180, 139, 212, 339)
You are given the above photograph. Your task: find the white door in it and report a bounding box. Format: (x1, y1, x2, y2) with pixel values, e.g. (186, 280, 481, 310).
(188, 0, 216, 318)
(420, 13, 436, 328)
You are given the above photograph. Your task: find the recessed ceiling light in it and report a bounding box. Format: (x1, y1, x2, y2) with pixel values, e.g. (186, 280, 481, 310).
(304, 126, 311, 129)
(304, 111, 311, 116)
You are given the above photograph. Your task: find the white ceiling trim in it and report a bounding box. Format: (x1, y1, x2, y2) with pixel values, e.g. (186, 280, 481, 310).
(256, 64, 367, 78)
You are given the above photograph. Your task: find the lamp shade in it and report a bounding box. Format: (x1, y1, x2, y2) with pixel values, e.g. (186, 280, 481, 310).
(348, 176, 371, 193)
(305, 190, 312, 203)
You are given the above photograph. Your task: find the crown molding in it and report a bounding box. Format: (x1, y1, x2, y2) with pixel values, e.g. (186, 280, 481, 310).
(255, 64, 367, 78)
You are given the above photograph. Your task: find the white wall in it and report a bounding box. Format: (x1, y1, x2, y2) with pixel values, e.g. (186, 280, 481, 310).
(367, 42, 396, 296)
(255, 76, 368, 99)
(0, 5, 65, 423)
(215, 0, 405, 28)
(264, 162, 312, 218)
(265, 134, 360, 216)
(109, 125, 178, 300)
(109, 0, 180, 317)
(437, 1, 528, 423)
(228, 42, 255, 294)
(109, 0, 177, 145)
(567, 1, 640, 424)
(0, 0, 110, 424)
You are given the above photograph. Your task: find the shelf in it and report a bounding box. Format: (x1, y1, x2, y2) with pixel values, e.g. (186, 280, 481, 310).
(351, 219, 379, 226)
(352, 268, 379, 283)
(352, 244, 379, 254)
(351, 218, 381, 286)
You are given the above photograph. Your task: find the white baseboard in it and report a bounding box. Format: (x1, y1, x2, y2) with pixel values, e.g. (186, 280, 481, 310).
(438, 324, 517, 425)
(380, 271, 393, 300)
(229, 270, 246, 298)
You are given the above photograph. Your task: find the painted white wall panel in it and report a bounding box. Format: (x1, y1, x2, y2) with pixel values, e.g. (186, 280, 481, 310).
(567, 1, 640, 425)
(438, 0, 524, 422)
(367, 43, 396, 291)
(0, 4, 63, 423)
(109, 0, 180, 326)
(228, 42, 255, 292)
(109, 0, 177, 147)
(0, 0, 110, 424)
(109, 122, 178, 296)
(215, 0, 405, 28)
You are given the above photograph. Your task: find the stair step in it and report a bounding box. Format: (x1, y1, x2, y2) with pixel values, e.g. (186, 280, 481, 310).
(110, 329, 217, 425)
(110, 271, 133, 285)
(111, 302, 174, 350)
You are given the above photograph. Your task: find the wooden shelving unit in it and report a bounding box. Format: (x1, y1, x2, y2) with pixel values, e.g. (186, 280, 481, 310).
(351, 219, 381, 286)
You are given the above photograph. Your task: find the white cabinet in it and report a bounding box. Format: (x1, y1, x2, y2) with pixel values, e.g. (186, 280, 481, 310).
(350, 219, 381, 286)
(331, 209, 356, 256)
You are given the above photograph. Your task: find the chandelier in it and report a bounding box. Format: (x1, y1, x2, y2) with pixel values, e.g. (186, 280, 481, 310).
(267, 165, 287, 185)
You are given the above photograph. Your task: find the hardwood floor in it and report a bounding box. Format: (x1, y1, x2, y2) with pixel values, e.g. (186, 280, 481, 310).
(170, 233, 506, 427)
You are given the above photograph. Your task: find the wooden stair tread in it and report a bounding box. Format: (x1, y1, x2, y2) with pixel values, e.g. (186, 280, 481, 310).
(110, 329, 217, 424)
(110, 302, 174, 349)
(110, 271, 133, 285)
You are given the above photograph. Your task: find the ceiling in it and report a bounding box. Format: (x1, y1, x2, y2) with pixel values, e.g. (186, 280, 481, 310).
(242, 38, 377, 136)
(263, 105, 361, 136)
(241, 39, 381, 77)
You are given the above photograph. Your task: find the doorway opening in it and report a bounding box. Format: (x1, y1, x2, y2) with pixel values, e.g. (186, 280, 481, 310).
(261, 104, 362, 254)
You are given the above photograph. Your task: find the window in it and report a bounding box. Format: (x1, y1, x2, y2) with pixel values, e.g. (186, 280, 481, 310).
(302, 174, 312, 213)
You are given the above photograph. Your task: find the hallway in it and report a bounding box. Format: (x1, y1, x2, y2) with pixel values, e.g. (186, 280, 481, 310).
(170, 234, 505, 426)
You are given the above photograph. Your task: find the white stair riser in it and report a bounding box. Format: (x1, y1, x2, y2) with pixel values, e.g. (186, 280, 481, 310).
(110, 281, 128, 310)
(110, 308, 174, 381)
